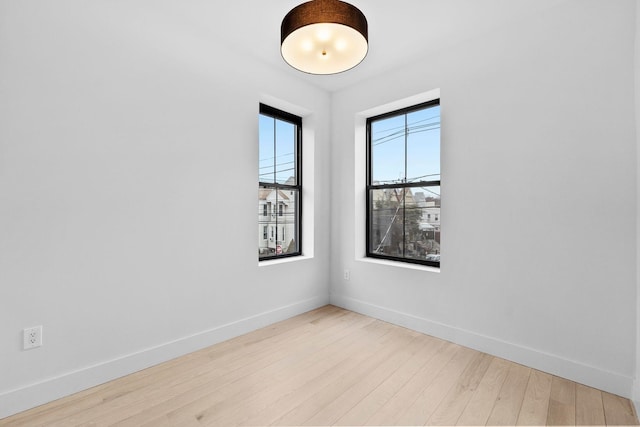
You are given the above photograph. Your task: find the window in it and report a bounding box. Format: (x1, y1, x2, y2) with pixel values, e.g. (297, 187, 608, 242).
(258, 103, 302, 260)
(366, 99, 441, 267)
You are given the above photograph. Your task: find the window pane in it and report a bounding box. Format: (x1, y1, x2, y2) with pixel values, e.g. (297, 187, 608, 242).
(259, 114, 275, 184)
(371, 115, 405, 184)
(275, 119, 296, 185)
(406, 106, 440, 182)
(259, 187, 298, 259)
(369, 188, 405, 257)
(404, 186, 441, 262)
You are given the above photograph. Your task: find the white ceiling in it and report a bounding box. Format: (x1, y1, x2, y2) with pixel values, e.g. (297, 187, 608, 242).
(111, 0, 572, 93)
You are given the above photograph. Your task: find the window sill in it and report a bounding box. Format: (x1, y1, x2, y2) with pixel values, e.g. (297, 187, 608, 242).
(259, 255, 313, 267)
(356, 257, 440, 273)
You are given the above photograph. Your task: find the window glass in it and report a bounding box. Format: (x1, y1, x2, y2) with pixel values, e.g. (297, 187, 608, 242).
(371, 115, 405, 184)
(259, 115, 275, 184)
(407, 106, 440, 182)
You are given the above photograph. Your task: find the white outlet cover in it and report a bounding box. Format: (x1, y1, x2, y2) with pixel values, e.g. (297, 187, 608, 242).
(23, 326, 42, 350)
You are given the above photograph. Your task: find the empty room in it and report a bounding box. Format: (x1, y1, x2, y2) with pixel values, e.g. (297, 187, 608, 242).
(1, 0, 640, 425)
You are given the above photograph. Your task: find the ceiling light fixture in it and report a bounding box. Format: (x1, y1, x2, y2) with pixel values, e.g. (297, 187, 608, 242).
(281, 0, 368, 75)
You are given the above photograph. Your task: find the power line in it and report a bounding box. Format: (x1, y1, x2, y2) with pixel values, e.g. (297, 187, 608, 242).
(372, 123, 441, 146)
(420, 187, 441, 197)
(259, 161, 294, 171)
(259, 151, 294, 163)
(372, 115, 440, 141)
(371, 114, 440, 136)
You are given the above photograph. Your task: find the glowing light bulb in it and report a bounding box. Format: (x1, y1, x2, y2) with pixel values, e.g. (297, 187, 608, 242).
(316, 27, 331, 42)
(301, 39, 313, 52)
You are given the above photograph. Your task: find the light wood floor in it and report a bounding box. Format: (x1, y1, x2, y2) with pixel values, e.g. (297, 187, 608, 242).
(2, 305, 638, 426)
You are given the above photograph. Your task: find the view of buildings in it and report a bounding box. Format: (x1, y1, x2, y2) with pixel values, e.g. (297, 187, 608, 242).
(369, 187, 440, 261)
(258, 186, 298, 258)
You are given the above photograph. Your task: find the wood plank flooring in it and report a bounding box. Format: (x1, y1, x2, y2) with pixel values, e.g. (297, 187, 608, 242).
(1, 305, 637, 426)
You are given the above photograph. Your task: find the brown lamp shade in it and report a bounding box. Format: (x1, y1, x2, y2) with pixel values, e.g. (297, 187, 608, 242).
(281, 0, 368, 75)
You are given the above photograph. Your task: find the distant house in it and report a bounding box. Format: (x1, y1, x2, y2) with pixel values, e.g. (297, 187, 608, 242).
(414, 192, 441, 251)
(258, 187, 296, 256)
(370, 188, 440, 258)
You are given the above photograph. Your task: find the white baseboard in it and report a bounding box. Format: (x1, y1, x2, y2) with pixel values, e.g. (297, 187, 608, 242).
(330, 293, 633, 399)
(0, 296, 329, 420)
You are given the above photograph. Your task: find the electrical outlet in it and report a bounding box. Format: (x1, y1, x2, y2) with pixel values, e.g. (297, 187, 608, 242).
(23, 326, 42, 350)
(344, 269, 350, 281)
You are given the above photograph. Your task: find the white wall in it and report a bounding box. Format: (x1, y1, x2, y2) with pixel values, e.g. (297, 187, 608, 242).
(330, 0, 638, 398)
(0, 2, 331, 418)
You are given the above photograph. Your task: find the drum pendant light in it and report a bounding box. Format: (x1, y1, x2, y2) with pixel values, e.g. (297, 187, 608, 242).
(281, 0, 368, 75)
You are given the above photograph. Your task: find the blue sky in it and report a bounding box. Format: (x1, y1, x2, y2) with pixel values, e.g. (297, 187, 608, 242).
(371, 105, 440, 189)
(259, 114, 296, 185)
